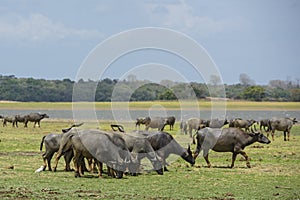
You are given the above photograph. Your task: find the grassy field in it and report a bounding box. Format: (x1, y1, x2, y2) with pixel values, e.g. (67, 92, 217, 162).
(0, 100, 300, 111)
(0, 119, 300, 200)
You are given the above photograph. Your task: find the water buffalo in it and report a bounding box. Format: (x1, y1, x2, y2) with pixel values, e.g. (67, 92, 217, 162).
(193, 127, 271, 168)
(259, 119, 270, 132)
(119, 131, 163, 175)
(180, 120, 187, 134)
(141, 131, 195, 171)
(135, 117, 147, 130)
(40, 123, 83, 171)
(231, 119, 257, 132)
(164, 116, 176, 130)
(144, 117, 165, 131)
(268, 117, 297, 141)
(187, 118, 207, 137)
(54, 129, 131, 179)
(207, 119, 229, 128)
(24, 113, 49, 128)
(2, 116, 17, 127)
(40, 133, 73, 171)
(14, 115, 27, 127)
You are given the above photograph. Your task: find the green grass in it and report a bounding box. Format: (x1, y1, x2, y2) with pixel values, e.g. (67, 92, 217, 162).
(1, 120, 300, 199)
(1, 100, 299, 111)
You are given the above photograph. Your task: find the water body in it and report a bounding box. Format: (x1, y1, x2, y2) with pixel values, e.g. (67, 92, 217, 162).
(0, 109, 299, 121)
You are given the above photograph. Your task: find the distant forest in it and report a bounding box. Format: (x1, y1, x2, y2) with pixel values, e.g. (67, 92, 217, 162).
(0, 74, 299, 102)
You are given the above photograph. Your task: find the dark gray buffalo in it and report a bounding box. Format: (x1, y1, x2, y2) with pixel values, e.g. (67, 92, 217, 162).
(268, 117, 297, 141)
(259, 119, 270, 132)
(164, 116, 176, 130)
(141, 131, 195, 171)
(24, 113, 49, 128)
(14, 115, 27, 127)
(194, 127, 271, 168)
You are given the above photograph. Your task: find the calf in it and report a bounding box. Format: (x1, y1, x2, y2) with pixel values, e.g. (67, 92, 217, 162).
(194, 127, 270, 168)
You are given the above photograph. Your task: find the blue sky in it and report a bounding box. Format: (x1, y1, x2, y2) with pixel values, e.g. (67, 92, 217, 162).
(0, 0, 299, 84)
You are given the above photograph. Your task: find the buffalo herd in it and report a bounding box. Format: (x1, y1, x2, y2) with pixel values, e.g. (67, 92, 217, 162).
(1, 112, 297, 178)
(0, 112, 49, 128)
(34, 115, 298, 179)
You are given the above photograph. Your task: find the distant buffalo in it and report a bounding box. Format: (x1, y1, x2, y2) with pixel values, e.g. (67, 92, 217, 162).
(268, 117, 297, 141)
(24, 113, 49, 128)
(2, 116, 17, 127)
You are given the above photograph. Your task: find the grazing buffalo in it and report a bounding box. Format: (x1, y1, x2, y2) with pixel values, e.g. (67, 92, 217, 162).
(54, 129, 132, 179)
(141, 131, 195, 171)
(231, 119, 257, 132)
(187, 118, 206, 137)
(193, 127, 271, 168)
(144, 117, 165, 131)
(164, 116, 176, 131)
(268, 117, 297, 141)
(119, 132, 163, 175)
(2, 116, 17, 127)
(259, 119, 270, 132)
(24, 113, 49, 128)
(40, 123, 83, 171)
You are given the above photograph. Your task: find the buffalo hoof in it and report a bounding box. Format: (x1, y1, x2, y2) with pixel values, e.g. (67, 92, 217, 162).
(74, 172, 80, 178)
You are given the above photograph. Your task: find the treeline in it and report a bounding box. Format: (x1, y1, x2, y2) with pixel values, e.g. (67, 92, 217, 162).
(0, 75, 299, 102)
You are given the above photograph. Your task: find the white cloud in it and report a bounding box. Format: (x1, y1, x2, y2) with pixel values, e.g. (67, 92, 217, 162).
(0, 13, 104, 42)
(144, 1, 239, 37)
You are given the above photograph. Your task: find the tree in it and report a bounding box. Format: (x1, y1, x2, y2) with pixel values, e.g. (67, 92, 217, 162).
(239, 73, 255, 86)
(242, 86, 265, 101)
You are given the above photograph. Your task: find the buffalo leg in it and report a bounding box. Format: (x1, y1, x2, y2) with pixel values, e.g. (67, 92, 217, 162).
(47, 153, 55, 171)
(42, 154, 47, 171)
(283, 131, 287, 141)
(230, 153, 237, 168)
(63, 150, 73, 171)
(271, 130, 275, 141)
(203, 149, 211, 168)
(53, 153, 63, 172)
(95, 161, 103, 178)
(239, 151, 251, 168)
(287, 130, 290, 141)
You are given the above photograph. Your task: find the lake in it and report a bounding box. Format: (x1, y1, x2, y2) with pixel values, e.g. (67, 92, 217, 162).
(0, 109, 299, 122)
